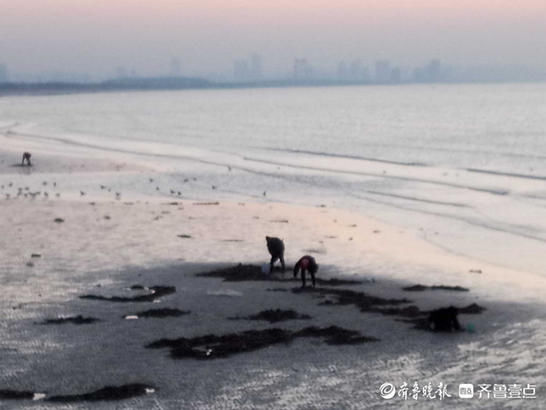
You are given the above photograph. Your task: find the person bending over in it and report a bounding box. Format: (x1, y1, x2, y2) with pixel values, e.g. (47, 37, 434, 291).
(266, 236, 285, 274)
(293, 255, 319, 288)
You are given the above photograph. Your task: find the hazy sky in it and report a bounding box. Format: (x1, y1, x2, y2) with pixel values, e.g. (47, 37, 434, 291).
(1, 0, 545, 78)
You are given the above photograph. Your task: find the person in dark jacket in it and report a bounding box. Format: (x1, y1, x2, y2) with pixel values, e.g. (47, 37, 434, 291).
(266, 236, 285, 274)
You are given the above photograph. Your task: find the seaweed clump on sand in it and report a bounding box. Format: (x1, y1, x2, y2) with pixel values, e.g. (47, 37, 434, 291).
(311, 287, 414, 315)
(402, 284, 469, 292)
(197, 264, 362, 286)
(46, 384, 156, 402)
(80, 286, 175, 303)
(147, 325, 378, 359)
(40, 315, 99, 325)
(230, 309, 311, 323)
(0, 390, 34, 400)
(196, 264, 276, 282)
(125, 308, 190, 319)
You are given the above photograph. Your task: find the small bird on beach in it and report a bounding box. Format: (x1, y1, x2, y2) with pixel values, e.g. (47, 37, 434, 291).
(80, 191, 86, 196)
(100, 185, 106, 190)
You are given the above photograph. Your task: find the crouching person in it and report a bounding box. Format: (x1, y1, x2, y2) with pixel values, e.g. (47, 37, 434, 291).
(293, 255, 319, 288)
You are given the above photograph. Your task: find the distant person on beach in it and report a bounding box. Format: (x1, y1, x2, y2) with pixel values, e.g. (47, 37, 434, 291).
(21, 152, 32, 166)
(428, 306, 461, 332)
(266, 236, 285, 274)
(293, 255, 319, 288)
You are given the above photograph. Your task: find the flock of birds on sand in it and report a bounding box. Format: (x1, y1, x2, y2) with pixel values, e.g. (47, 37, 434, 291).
(1, 174, 264, 202)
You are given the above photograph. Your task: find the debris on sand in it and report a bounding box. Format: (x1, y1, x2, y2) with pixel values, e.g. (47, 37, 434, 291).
(46, 384, 156, 402)
(30, 253, 41, 258)
(40, 315, 99, 325)
(458, 303, 486, 314)
(206, 289, 243, 297)
(192, 201, 220, 206)
(229, 309, 312, 323)
(147, 325, 377, 360)
(469, 269, 483, 274)
(270, 219, 289, 223)
(402, 284, 469, 292)
(124, 308, 190, 319)
(53, 218, 64, 223)
(177, 234, 192, 239)
(80, 286, 175, 303)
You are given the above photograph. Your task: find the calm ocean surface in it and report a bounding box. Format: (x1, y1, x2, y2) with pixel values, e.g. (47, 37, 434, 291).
(1, 83, 545, 275)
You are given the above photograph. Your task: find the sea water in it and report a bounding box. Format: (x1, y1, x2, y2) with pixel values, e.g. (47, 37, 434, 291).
(1, 83, 545, 275)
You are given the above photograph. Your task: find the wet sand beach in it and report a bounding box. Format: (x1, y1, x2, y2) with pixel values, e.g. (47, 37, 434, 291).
(1, 139, 545, 408)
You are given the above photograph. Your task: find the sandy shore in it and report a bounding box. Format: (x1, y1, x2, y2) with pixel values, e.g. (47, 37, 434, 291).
(1, 148, 545, 409)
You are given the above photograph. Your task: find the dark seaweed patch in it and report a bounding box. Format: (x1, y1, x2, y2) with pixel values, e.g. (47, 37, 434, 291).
(127, 308, 190, 318)
(403, 284, 469, 292)
(197, 264, 361, 286)
(80, 286, 175, 303)
(311, 287, 412, 314)
(230, 309, 311, 323)
(0, 390, 34, 400)
(46, 384, 155, 402)
(147, 325, 377, 359)
(40, 315, 99, 325)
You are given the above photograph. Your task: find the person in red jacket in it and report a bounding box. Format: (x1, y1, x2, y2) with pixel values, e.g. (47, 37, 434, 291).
(293, 255, 319, 288)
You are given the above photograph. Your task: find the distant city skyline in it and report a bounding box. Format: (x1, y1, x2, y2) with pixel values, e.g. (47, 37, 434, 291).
(1, 56, 545, 85)
(1, 0, 545, 82)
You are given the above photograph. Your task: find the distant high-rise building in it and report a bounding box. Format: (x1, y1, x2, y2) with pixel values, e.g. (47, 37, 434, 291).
(115, 66, 128, 79)
(0, 64, 9, 83)
(425, 59, 442, 82)
(374, 60, 391, 83)
(337, 61, 348, 81)
(390, 67, 401, 83)
(250, 53, 262, 81)
(233, 59, 250, 82)
(170, 58, 181, 77)
(294, 58, 312, 81)
(413, 59, 444, 83)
